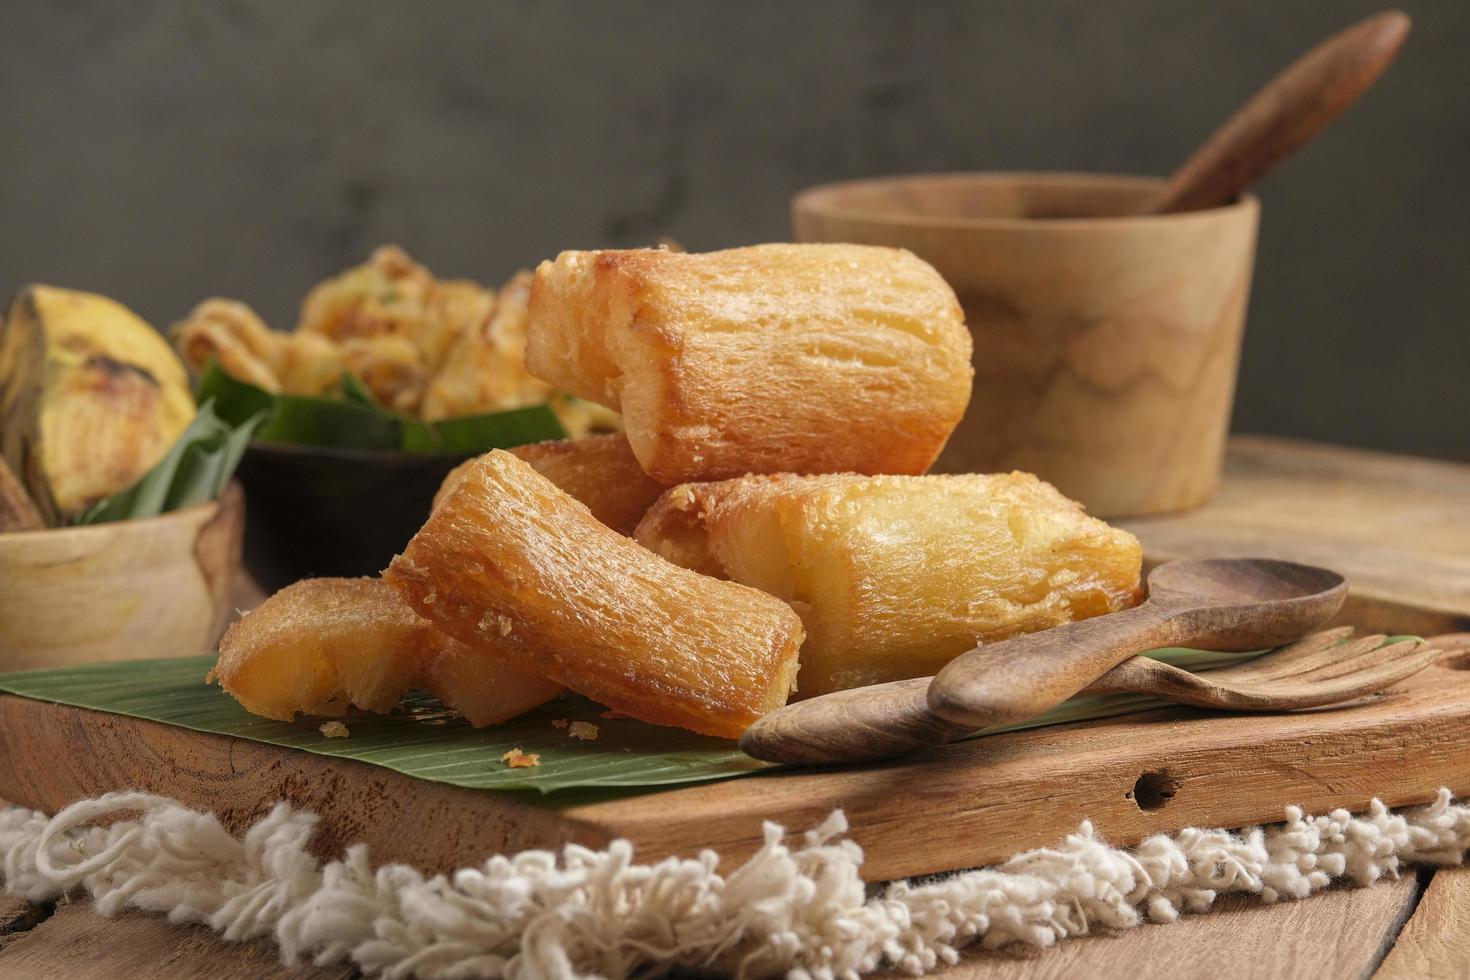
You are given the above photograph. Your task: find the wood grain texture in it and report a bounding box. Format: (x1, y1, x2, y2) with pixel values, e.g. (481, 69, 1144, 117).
(0, 896, 47, 951)
(1124, 437, 1470, 636)
(1, 647, 1467, 885)
(1148, 10, 1411, 214)
(794, 172, 1257, 517)
(936, 876, 1421, 980)
(0, 904, 354, 980)
(0, 696, 608, 876)
(0, 482, 244, 671)
(1375, 866, 1470, 980)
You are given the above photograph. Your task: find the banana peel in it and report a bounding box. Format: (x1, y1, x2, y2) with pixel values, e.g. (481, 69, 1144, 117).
(0, 455, 42, 532)
(0, 286, 196, 524)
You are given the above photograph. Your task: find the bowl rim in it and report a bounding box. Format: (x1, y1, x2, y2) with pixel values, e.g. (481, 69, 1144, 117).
(791, 170, 1259, 230)
(245, 438, 480, 464)
(0, 481, 240, 544)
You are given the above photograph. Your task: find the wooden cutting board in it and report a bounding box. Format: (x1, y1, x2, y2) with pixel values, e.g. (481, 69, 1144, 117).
(0, 637, 1467, 883)
(0, 437, 1466, 883)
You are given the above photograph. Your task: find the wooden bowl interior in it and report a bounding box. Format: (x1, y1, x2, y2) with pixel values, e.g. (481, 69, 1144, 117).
(795, 172, 1206, 224)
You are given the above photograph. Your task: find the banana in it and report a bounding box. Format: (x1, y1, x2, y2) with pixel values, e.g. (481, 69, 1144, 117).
(0, 455, 42, 532)
(0, 286, 196, 523)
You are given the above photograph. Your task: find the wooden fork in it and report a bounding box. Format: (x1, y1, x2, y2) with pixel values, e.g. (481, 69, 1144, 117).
(1078, 627, 1438, 708)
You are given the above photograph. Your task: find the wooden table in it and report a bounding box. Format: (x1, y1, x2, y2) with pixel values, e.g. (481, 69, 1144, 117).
(1, 436, 1467, 979)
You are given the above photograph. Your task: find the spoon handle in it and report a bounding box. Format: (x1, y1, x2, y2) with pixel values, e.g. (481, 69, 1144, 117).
(927, 600, 1191, 730)
(738, 676, 971, 765)
(1147, 10, 1410, 214)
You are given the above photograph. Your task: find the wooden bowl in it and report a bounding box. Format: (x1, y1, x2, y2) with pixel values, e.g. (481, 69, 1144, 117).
(793, 172, 1259, 518)
(0, 482, 244, 670)
(236, 441, 471, 593)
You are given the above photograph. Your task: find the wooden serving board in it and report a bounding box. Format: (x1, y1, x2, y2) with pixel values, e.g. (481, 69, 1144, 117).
(0, 635, 1466, 883)
(0, 437, 1466, 883)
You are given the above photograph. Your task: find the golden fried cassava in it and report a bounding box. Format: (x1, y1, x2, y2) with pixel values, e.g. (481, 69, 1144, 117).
(637, 472, 1143, 697)
(386, 450, 805, 737)
(523, 243, 973, 484)
(418, 640, 564, 728)
(212, 577, 430, 720)
(211, 577, 560, 724)
(434, 433, 665, 535)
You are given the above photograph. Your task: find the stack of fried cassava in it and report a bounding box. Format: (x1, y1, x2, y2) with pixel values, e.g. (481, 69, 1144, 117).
(214, 243, 1143, 738)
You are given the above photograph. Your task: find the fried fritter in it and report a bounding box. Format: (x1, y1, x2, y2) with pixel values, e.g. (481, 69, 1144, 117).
(387, 450, 804, 738)
(211, 577, 561, 725)
(524, 243, 972, 483)
(637, 472, 1143, 697)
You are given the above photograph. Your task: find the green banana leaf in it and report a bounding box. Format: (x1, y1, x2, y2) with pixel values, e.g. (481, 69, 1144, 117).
(73, 400, 266, 525)
(196, 362, 565, 454)
(0, 643, 1395, 796)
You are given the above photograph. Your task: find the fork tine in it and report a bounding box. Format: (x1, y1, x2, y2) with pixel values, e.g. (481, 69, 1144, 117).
(1295, 638, 1426, 683)
(1291, 646, 1441, 698)
(1228, 645, 1440, 707)
(1220, 627, 1367, 681)
(1218, 627, 1355, 679)
(1259, 634, 1393, 681)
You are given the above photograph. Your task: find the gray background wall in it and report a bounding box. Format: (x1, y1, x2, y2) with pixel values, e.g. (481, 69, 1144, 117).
(1, 1, 1464, 456)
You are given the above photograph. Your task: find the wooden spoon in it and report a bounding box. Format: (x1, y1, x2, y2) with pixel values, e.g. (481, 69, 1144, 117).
(740, 558, 1346, 764)
(1145, 9, 1410, 214)
(928, 558, 1347, 730)
(739, 625, 1433, 765)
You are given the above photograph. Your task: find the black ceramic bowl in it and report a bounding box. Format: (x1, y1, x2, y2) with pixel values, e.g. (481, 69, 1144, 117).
(237, 441, 471, 592)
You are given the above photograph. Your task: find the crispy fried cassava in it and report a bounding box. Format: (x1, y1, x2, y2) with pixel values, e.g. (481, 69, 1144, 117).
(0, 286, 196, 522)
(211, 577, 560, 724)
(435, 433, 665, 535)
(386, 450, 805, 738)
(636, 472, 1143, 697)
(523, 243, 972, 483)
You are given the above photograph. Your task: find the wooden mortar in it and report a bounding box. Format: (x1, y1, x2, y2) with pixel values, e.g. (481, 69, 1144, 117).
(793, 172, 1259, 517)
(0, 482, 244, 670)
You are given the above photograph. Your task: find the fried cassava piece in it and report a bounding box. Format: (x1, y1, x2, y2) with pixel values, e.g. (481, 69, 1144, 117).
(637, 472, 1143, 698)
(524, 243, 973, 484)
(386, 450, 805, 738)
(211, 577, 561, 725)
(434, 432, 666, 535)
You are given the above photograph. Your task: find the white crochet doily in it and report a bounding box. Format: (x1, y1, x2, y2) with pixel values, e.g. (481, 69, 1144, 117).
(2, 789, 1467, 979)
